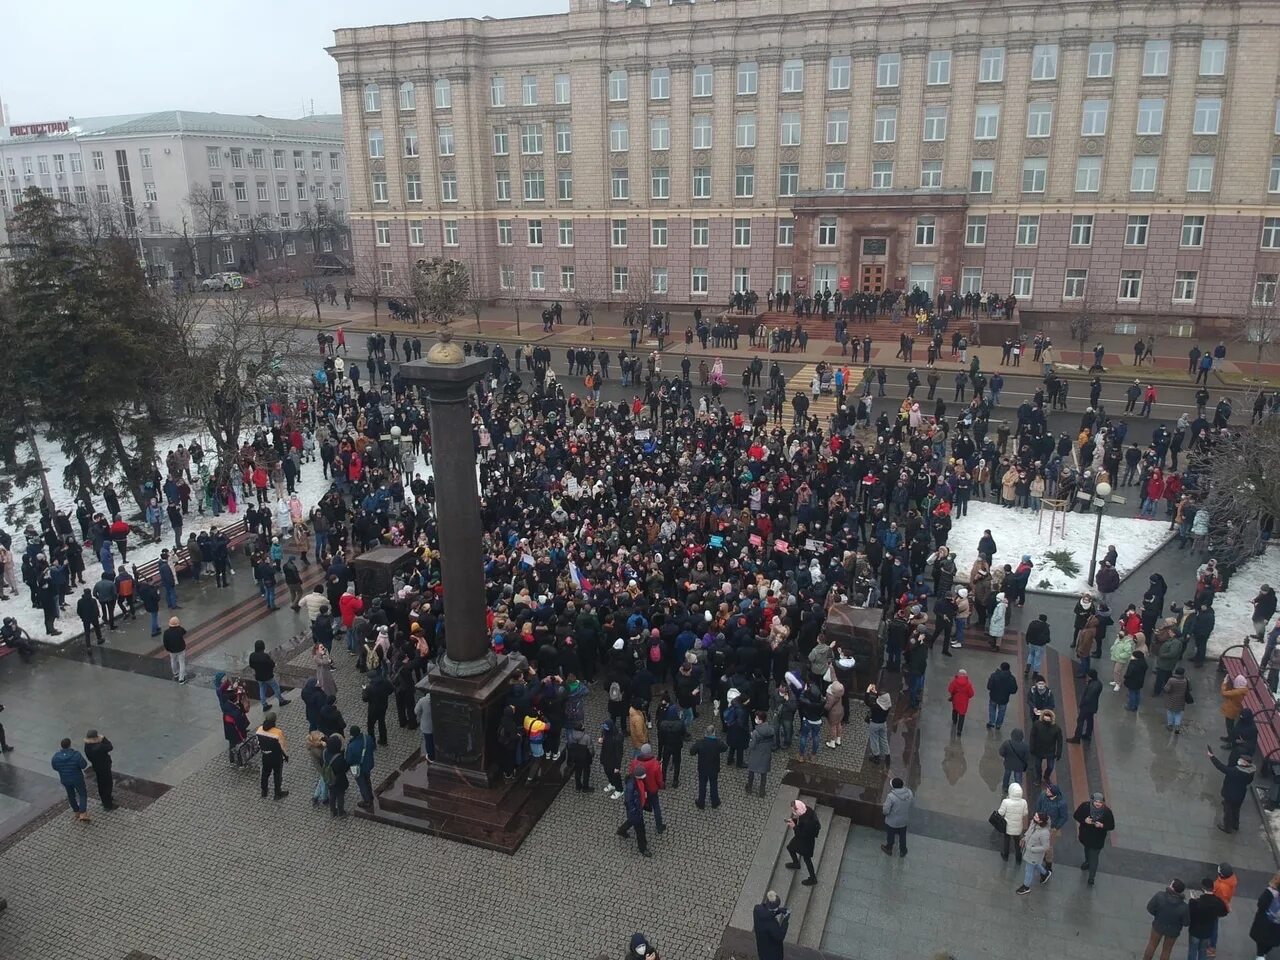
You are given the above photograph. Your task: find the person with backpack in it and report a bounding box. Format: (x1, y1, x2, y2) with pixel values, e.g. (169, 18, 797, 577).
(617, 766, 652, 857)
(322, 734, 350, 817)
(345, 725, 377, 809)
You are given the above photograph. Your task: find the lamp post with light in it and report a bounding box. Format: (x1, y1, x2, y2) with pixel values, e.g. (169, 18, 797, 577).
(1085, 480, 1113, 588)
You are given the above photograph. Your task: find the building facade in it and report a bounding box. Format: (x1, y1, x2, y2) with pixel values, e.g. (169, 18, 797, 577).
(0, 112, 349, 279)
(329, 0, 1280, 333)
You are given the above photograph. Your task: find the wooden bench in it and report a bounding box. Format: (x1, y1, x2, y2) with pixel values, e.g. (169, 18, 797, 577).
(1219, 642, 1280, 770)
(130, 518, 251, 584)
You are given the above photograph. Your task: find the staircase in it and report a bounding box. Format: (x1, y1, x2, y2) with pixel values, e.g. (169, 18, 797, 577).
(726, 784, 853, 953)
(786, 364, 842, 425)
(757, 309, 975, 341)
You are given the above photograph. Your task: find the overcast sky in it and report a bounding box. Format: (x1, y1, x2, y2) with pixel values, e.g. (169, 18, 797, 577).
(2, 0, 565, 123)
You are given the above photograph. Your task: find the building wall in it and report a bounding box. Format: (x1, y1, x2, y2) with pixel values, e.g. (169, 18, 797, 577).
(330, 0, 1280, 326)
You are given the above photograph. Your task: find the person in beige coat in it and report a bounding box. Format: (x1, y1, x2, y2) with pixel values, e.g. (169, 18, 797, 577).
(824, 680, 846, 748)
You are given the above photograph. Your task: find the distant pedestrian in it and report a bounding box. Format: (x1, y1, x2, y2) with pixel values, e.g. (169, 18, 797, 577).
(83, 730, 115, 811)
(1250, 874, 1280, 959)
(162, 616, 188, 684)
(986, 661, 1018, 730)
(998, 728, 1030, 793)
(881, 776, 914, 857)
(947, 668, 975, 735)
(627, 933, 660, 960)
(745, 712, 775, 797)
(50, 737, 91, 822)
(1067, 669, 1104, 742)
(1143, 879, 1190, 960)
(322, 734, 349, 817)
(752, 891, 790, 960)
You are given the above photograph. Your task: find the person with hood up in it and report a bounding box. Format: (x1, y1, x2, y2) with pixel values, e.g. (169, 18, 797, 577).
(988, 592, 1008, 650)
(1028, 710, 1063, 784)
(864, 685, 892, 765)
(599, 718, 625, 799)
(1067, 669, 1105, 743)
(881, 776, 914, 857)
(745, 711, 776, 796)
(997, 782, 1028, 862)
(1143, 879, 1190, 960)
(785, 798, 821, 885)
(1163, 666, 1191, 734)
(655, 704, 685, 788)
(1208, 748, 1255, 833)
(752, 891, 790, 960)
(617, 765, 652, 856)
(1124, 650, 1149, 711)
(82, 729, 115, 811)
(626, 932, 660, 960)
(1035, 781, 1069, 870)
(999, 728, 1031, 793)
(946, 668, 975, 735)
(1016, 811, 1054, 894)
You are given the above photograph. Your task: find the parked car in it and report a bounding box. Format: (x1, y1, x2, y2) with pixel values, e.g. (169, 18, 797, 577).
(200, 272, 244, 291)
(240, 275, 260, 288)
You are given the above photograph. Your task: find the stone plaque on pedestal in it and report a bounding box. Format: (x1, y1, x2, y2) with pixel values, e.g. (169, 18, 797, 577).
(351, 546, 415, 598)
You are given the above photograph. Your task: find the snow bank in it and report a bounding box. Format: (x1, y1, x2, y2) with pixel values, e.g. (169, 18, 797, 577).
(1206, 547, 1280, 660)
(948, 499, 1173, 596)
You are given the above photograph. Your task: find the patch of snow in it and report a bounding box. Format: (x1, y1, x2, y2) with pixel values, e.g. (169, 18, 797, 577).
(1206, 547, 1280, 660)
(948, 499, 1173, 596)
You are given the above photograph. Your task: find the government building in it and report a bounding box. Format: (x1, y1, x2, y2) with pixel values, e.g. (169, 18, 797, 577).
(329, 0, 1280, 334)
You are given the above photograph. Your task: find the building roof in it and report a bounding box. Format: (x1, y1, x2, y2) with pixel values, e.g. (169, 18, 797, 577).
(2, 111, 342, 143)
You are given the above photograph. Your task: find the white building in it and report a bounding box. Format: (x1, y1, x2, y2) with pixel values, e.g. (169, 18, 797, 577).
(0, 111, 350, 279)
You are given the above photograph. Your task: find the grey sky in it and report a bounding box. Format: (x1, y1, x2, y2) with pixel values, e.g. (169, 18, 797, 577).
(2, 0, 564, 123)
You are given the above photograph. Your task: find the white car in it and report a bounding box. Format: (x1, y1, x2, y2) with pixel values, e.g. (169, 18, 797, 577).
(200, 272, 244, 291)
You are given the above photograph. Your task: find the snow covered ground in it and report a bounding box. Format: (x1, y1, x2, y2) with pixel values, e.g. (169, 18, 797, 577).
(948, 499, 1174, 596)
(1206, 547, 1280, 660)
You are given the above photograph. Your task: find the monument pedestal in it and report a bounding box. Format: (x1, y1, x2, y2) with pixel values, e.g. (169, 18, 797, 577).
(356, 656, 567, 853)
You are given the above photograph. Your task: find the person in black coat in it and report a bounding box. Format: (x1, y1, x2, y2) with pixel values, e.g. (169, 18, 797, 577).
(786, 799, 821, 884)
(83, 730, 115, 810)
(752, 892, 790, 960)
(318, 695, 346, 737)
(322, 734, 351, 817)
(1073, 793, 1116, 885)
(75, 589, 103, 648)
(1208, 751, 1255, 833)
(361, 674, 393, 745)
(689, 726, 728, 809)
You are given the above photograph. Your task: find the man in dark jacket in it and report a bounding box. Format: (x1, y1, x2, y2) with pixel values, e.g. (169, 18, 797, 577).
(1073, 792, 1116, 885)
(689, 725, 728, 809)
(1208, 750, 1255, 833)
(1024, 613, 1051, 676)
(249, 639, 289, 710)
(986, 662, 1019, 730)
(50, 737, 91, 821)
(617, 767, 651, 856)
(83, 729, 115, 811)
(752, 892, 790, 960)
(998, 728, 1030, 793)
(76, 588, 103, 648)
(138, 580, 161, 637)
(1067, 669, 1104, 743)
(1028, 709, 1064, 784)
(162, 616, 188, 684)
(345, 724, 377, 809)
(1186, 879, 1228, 960)
(362, 673, 394, 745)
(1143, 879, 1190, 960)
(785, 799, 821, 885)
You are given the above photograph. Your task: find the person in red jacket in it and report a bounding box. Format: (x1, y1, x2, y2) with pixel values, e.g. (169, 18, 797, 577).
(1141, 384, 1157, 418)
(338, 587, 364, 653)
(252, 465, 269, 505)
(628, 742, 666, 833)
(1142, 469, 1165, 519)
(947, 668, 976, 735)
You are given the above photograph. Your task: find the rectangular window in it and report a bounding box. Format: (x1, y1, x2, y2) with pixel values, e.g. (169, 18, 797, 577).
(610, 168, 629, 200)
(974, 104, 1000, 140)
(613, 266, 629, 293)
(256, 182, 269, 201)
(775, 270, 792, 295)
(970, 159, 993, 194)
(777, 218, 795, 246)
(71, 154, 82, 173)
(1271, 157, 1280, 193)
(692, 115, 713, 150)
(375, 221, 391, 245)
(408, 221, 425, 246)
(293, 151, 304, 171)
(97, 184, 111, 203)
(272, 150, 284, 170)
(735, 164, 754, 198)
(529, 265, 545, 291)
(1087, 42, 1114, 78)
(736, 113, 757, 148)
(877, 53, 900, 88)
(329, 153, 339, 171)
(145, 182, 159, 203)
(74, 185, 87, 203)
(496, 171, 511, 201)
(651, 116, 670, 151)
(650, 218, 667, 247)
(608, 120, 629, 153)
(229, 148, 243, 169)
(1193, 98, 1221, 136)
(1130, 157, 1158, 192)
(436, 125, 455, 157)
(441, 171, 458, 202)
(561, 265, 575, 293)
(693, 64, 713, 98)
(1070, 214, 1094, 246)
(277, 182, 289, 201)
(295, 181, 306, 201)
(136, 149, 149, 170)
(733, 268, 750, 294)
(650, 267, 668, 295)
(368, 129, 384, 158)
(920, 160, 943, 189)
(1081, 99, 1109, 137)
(557, 168, 573, 201)
(691, 268, 708, 295)
(404, 126, 420, 157)
(1031, 44, 1058, 80)
(961, 267, 983, 294)
(555, 73, 571, 105)
(523, 123, 545, 155)
(522, 169, 545, 201)
(979, 46, 1005, 83)
(692, 167, 711, 199)
(1026, 101, 1053, 138)
(1012, 268, 1035, 298)
(829, 55, 851, 91)
(400, 82, 416, 112)
(1200, 39, 1227, 76)
(443, 220, 459, 246)
(491, 76, 506, 107)
(370, 173, 388, 203)
(779, 111, 801, 147)
(778, 164, 799, 197)
(781, 59, 804, 94)
(650, 67, 670, 100)
(874, 106, 897, 143)
(405, 173, 422, 202)
(379, 263, 395, 287)
(1021, 158, 1047, 194)
(522, 75, 538, 106)
(825, 162, 847, 190)
(1173, 270, 1198, 303)
(826, 109, 849, 145)
(1063, 269, 1088, 300)
(233, 181, 247, 202)
(493, 126, 509, 156)
(737, 62, 758, 95)
(556, 120, 572, 155)
(1255, 274, 1278, 305)
(871, 162, 893, 190)
(915, 215, 936, 246)
(927, 50, 952, 85)
(527, 219, 544, 246)
(497, 220, 513, 245)
(608, 69, 629, 102)
(499, 265, 514, 290)
(733, 218, 752, 247)
(923, 106, 948, 142)
(651, 167, 669, 199)
(36, 155, 49, 175)
(1137, 98, 1165, 136)
(1016, 214, 1040, 246)
(818, 217, 838, 247)
(1125, 215, 1150, 246)
(1181, 215, 1206, 247)
(1143, 40, 1170, 77)
(692, 219, 709, 247)
(1075, 156, 1102, 193)
(1263, 218, 1280, 250)
(1186, 156, 1215, 193)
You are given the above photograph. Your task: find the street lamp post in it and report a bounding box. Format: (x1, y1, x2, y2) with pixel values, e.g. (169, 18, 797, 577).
(1086, 480, 1113, 587)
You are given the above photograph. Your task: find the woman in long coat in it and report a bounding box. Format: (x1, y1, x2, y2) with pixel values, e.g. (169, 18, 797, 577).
(744, 713, 776, 797)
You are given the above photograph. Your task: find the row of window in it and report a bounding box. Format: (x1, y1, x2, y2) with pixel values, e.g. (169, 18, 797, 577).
(363, 79, 453, 114)
(206, 146, 341, 172)
(207, 179, 344, 204)
(424, 39, 1229, 115)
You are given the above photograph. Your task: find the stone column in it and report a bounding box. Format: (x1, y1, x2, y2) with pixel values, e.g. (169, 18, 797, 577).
(398, 348, 493, 677)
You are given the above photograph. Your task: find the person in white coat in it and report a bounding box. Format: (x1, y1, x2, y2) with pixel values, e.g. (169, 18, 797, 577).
(997, 781, 1028, 863)
(988, 592, 1009, 650)
(1016, 811, 1053, 894)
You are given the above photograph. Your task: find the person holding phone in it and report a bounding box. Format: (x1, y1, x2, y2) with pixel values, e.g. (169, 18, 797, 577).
(1073, 792, 1116, 886)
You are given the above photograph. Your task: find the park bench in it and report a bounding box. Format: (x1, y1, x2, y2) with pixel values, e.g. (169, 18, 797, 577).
(130, 517, 251, 584)
(1219, 641, 1280, 771)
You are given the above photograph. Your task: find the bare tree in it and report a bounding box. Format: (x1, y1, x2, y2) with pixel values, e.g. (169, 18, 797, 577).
(253, 265, 299, 320)
(236, 212, 274, 275)
(1191, 413, 1280, 567)
(185, 184, 230, 277)
(167, 214, 201, 288)
(1236, 277, 1280, 378)
(410, 257, 471, 329)
(573, 262, 611, 341)
(353, 253, 387, 327)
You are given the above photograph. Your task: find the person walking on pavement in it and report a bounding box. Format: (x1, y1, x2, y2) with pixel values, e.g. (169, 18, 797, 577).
(785, 798, 821, 886)
(0, 703, 13, 754)
(986, 662, 1018, 730)
(1143, 879, 1190, 960)
(362, 671, 393, 746)
(753, 891, 790, 960)
(1015, 811, 1054, 895)
(947, 668, 975, 735)
(998, 728, 1030, 793)
(249, 640, 290, 711)
(1074, 791, 1115, 886)
(1067, 669, 1104, 743)
(83, 729, 115, 811)
(50, 737, 91, 822)
(617, 765, 652, 857)
(744, 712, 775, 797)
(881, 776, 914, 857)
(322, 733, 350, 817)
(138, 579, 161, 637)
(689, 724, 727, 809)
(1028, 709, 1064, 784)
(162, 616, 188, 684)
(255, 711, 290, 800)
(1207, 749, 1255, 834)
(76, 588, 104, 648)
(1035, 781, 1068, 871)
(630, 743, 667, 834)
(1187, 878, 1229, 960)
(997, 782, 1028, 863)
(345, 724, 377, 809)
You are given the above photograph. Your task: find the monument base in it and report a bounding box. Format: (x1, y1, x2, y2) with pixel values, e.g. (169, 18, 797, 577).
(356, 656, 567, 853)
